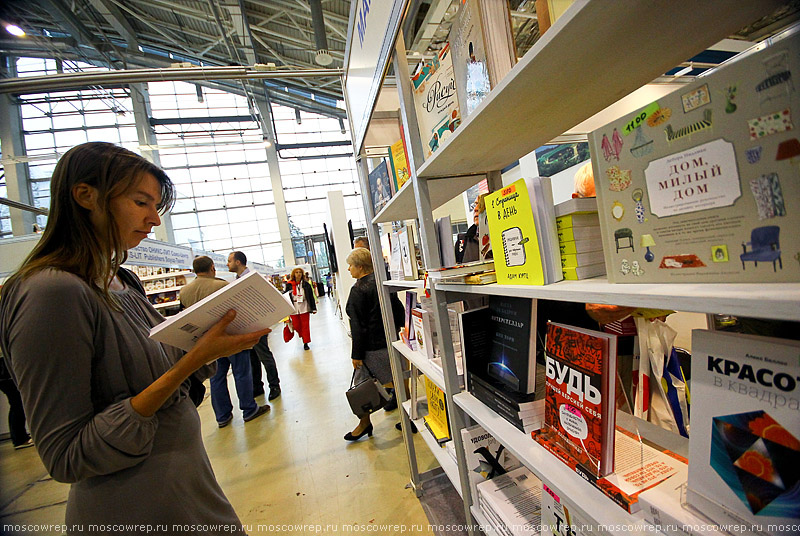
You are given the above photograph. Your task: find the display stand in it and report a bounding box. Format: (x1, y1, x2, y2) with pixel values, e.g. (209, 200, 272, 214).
(345, 2, 796, 535)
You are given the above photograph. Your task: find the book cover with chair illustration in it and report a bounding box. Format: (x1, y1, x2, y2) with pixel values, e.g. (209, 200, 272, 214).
(589, 32, 799, 283)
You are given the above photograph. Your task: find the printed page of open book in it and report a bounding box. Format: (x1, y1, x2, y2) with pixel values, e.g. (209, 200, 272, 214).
(149, 271, 294, 352)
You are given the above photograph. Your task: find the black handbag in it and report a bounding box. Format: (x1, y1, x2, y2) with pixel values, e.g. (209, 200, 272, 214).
(346, 364, 391, 418)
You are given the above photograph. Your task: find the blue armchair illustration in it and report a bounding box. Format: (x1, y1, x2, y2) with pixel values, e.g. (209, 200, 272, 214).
(740, 226, 782, 271)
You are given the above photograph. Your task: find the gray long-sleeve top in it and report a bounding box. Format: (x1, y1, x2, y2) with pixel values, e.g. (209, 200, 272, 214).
(0, 269, 242, 533)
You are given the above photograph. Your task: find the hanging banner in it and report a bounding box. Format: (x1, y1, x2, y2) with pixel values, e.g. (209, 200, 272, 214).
(127, 238, 194, 268)
(344, 0, 408, 153)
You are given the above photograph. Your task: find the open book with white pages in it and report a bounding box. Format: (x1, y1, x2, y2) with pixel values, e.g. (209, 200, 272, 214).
(149, 271, 294, 352)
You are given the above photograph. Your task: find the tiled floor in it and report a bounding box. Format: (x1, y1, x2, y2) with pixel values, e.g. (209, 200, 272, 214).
(0, 295, 444, 535)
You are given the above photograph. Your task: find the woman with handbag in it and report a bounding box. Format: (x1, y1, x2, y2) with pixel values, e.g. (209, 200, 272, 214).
(284, 267, 317, 350)
(0, 142, 270, 533)
(344, 247, 410, 441)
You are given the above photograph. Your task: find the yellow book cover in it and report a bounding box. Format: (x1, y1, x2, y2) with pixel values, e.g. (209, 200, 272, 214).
(485, 178, 545, 285)
(423, 376, 450, 443)
(388, 139, 410, 192)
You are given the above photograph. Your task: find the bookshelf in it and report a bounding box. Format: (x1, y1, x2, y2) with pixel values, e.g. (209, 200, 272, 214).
(392, 341, 446, 392)
(347, 2, 791, 535)
(403, 400, 463, 498)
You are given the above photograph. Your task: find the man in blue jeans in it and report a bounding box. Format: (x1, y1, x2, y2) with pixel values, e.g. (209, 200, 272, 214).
(180, 255, 269, 428)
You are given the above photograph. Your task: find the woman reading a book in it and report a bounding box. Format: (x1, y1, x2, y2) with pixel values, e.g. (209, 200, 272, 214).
(0, 142, 270, 534)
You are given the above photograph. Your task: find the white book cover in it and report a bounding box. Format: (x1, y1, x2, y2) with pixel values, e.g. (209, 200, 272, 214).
(150, 271, 294, 352)
(477, 466, 542, 536)
(541, 482, 589, 536)
(461, 424, 522, 501)
(638, 464, 724, 536)
(411, 44, 460, 158)
(687, 330, 800, 536)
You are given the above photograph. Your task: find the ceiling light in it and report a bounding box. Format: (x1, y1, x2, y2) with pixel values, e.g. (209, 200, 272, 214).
(5, 24, 25, 37)
(315, 50, 333, 66)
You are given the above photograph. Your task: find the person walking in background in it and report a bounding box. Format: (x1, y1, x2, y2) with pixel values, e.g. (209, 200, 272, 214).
(284, 267, 316, 351)
(343, 248, 412, 441)
(0, 350, 33, 449)
(0, 142, 269, 532)
(227, 251, 282, 402)
(183, 255, 270, 428)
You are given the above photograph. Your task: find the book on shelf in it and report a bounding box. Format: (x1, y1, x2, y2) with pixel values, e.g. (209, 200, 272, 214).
(534, 322, 617, 479)
(485, 177, 561, 286)
(411, 308, 427, 357)
(477, 194, 493, 262)
(562, 263, 606, 281)
(403, 291, 417, 350)
(411, 43, 460, 158)
(556, 226, 602, 243)
(461, 424, 522, 501)
(367, 160, 392, 215)
(458, 305, 491, 381)
(435, 216, 457, 268)
(638, 463, 724, 536)
(388, 137, 410, 192)
(420, 308, 439, 360)
(449, 0, 516, 117)
(439, 271, 497, 285)
(477, 466, 542, 536)
(554, 197, 597, 218)
(427, 259, 495, 280)
(485, 295, 538, 394)
(686, 330, 800, 536)
(555, 213, 600, 231)
(558, 239, 602, 256)
(589, 32, 799, 284)
(423, 375, 451, 444)
(560, 251, 605, 269)
(149, 271, 294, 352)
(541, 482, 590, 536)
(389, 230, 404, 281)
(397, 225, 419, 280)
(594, 428, 685, 514)
(468, 373, 543, 433)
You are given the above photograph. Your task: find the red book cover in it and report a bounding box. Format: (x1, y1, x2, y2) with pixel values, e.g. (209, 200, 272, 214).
(533, 321, 617, 479)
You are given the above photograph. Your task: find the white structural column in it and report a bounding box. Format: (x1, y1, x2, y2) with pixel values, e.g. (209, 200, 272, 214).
(130, 83, 175, 243)
(325, 190, 355, 323)
(253, 97, 296, 266)
(0, 57, 36, 236)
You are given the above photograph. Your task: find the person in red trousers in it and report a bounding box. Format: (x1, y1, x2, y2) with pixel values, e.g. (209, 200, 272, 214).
(284, 267, 316, 350)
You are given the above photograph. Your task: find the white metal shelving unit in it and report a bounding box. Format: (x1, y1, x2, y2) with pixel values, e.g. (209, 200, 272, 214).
(347, 1, 790, 535)
(403, 400, 463, 498)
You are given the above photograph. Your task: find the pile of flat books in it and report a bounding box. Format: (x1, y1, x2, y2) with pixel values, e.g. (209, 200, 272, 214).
(428, 259, 496, 285)
(554, 198, 605, 280)
(469, 374, 544, 434)
(477, 466, 543, 536)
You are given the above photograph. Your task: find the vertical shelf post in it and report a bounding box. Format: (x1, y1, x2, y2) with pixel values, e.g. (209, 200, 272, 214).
(393, 30, 478, 535)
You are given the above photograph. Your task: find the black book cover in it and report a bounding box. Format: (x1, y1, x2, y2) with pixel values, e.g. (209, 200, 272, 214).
(485, 296, 537, 394)
(468, 372, 537, 412)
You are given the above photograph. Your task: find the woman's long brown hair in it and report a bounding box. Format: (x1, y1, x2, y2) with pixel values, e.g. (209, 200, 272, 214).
(2, 142, 174, 306)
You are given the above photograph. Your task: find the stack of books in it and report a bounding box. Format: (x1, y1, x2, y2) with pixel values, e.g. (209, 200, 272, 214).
(427, 259, 496, 285)
(477, 466, 543, 536)
(554, 198, 605, 280)
(469, 374, 544, 434)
